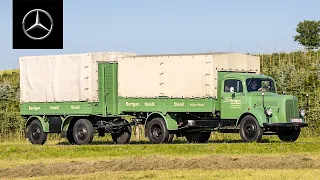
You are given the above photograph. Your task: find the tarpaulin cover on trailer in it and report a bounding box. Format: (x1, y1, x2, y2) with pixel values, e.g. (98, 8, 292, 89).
(19, 52, 136, 103)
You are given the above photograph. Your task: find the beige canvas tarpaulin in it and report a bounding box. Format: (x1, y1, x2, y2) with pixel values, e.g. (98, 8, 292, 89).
(19, 52, 136, 103)
(118, 53, 260, 98)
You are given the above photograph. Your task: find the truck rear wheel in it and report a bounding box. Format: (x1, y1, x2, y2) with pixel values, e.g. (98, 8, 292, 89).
(167, 134, 174, 143)
(239, 115, 263, 142)
(111, 120, 132, 144)
(67, 130, 75, 144)
(277, 127, 300, 142)
(185, 132, 211, 143)
(72, 119, 94, 145)
(26, 119, 47, 145)
(147, 118, 169, 144)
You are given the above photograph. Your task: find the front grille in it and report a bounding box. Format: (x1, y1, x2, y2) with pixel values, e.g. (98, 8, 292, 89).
(285, 99, 299, 121)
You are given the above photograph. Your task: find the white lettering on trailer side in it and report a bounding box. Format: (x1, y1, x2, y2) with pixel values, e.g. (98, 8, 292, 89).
(28, 106, 40, 111)
(50, 106, 60, 110)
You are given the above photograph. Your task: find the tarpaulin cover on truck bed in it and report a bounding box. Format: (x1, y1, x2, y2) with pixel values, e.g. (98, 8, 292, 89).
(118, 53, 260, 98)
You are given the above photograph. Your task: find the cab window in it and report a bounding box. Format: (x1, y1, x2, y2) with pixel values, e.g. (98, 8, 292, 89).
(224, 79, 243, 92)
(246, 78, 276, 93)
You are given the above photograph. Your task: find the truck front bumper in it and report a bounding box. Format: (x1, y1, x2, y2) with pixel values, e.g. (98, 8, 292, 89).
(263, 122, 308, 128)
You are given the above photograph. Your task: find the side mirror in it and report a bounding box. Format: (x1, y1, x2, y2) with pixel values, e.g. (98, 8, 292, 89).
(230, 87, 235, 93)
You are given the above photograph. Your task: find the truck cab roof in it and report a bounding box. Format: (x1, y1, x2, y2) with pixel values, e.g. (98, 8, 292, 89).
(221, 72, 274, 81)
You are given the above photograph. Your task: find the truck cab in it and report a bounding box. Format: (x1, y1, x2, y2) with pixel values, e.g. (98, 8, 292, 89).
(220, 72, 307, 142)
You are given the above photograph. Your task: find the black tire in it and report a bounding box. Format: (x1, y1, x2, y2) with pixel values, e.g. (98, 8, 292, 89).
(72, 119, 94, 145)
(239, 115, 263, 142)
(147, 118, 169, 144)
(67, 129, 75, 144)
(26, 120, 47, 145)
(277, 127, 300, 142)
(167, 134, 174, 143)
(185, 131, 211, 143)
(111, 120, 132, 144)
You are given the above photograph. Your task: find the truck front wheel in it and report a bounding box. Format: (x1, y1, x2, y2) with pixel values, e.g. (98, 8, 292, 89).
(239, 115, 263, 142)
(26, 119, 47, 145)
(185, 132, 211, 143)
(147, 118, 169, 144)
(72, 119, 94, 145)
(277, 127, 300, 142)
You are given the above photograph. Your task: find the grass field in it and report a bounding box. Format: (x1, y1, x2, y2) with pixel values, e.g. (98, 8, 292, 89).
(1, 135, 320, 179)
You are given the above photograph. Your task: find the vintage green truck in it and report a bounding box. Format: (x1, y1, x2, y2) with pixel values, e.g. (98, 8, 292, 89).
(19, 52, 308, 145)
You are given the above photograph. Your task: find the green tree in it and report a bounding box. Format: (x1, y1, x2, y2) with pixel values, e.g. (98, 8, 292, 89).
(293, 20, 320, 50)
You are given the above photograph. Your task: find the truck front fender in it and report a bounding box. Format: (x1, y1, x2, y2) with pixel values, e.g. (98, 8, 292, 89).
(237, 109, 266, 127)
(146, 112, 178, 130)
(26, 116, 49, 132)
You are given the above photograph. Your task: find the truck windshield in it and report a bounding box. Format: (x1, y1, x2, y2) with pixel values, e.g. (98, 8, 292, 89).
(246, 78, 276, 93)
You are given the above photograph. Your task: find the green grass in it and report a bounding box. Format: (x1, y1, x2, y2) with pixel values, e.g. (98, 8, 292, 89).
(1, 137, 320, 179)
(1, 136, 320, 161)
(1, 138, 320, 161)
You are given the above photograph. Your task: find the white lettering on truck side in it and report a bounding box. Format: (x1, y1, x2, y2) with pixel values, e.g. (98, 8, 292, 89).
(190, 103, 205, 107)
(144, 102, 155, 106)
(174, 102, 184, 107)
(71, 105, 81, 109)
(28, 106, 40, 111)
(126, 102, 140, 107)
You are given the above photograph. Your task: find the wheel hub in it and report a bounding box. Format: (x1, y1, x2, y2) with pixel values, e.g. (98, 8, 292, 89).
(244, 122, 256, 138)
(151, 125, 162, 140)
(76, 126, 87, 140)
(31, 127, 40, 140)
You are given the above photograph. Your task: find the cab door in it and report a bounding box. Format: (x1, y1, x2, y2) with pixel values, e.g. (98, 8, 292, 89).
(221, 79, 246, 119)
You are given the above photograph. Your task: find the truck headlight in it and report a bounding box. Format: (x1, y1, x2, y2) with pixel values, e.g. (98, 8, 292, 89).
(264, 108, 272, 116)
(300, 109, 306, 117)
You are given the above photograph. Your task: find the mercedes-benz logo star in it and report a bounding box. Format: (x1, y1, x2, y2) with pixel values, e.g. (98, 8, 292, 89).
(22, 9, 54, 40)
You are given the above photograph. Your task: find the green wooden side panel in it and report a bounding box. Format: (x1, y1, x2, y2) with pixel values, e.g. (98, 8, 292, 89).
(118, 98, 216, 113)
(105, 63, 118, 115)
(20, 102, 96, 115)
(92, 62, 119, 116)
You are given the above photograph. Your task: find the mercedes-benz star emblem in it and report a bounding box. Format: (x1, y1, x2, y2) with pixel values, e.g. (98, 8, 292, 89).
(22, 9, 53, 40)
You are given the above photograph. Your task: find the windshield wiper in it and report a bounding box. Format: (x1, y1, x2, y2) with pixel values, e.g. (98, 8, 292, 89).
(247, 77, 254, 85)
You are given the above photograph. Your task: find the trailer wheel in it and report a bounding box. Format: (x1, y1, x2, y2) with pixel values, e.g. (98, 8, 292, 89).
(26, 119, 47, 145)
(147, 118, 169, 144)
(239, 115, 263, 142)
(185, 132, 211, 143)
(277, 127, 300, 142)
(111, 120, 132, 144)
(72, 119, 94, 145)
